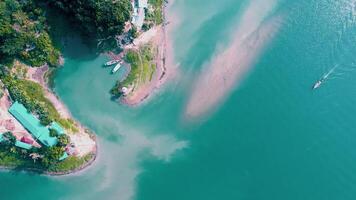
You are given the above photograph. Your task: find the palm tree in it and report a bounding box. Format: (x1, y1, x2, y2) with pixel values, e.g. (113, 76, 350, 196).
(29, 153, 42, 163)
(10, 147, 17, 154)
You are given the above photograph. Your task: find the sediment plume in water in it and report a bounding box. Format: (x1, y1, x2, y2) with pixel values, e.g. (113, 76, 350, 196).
(185, 0, 283, 120)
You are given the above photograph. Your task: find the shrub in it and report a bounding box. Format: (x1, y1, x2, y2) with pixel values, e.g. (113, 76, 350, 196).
(57, 134, 70, 147)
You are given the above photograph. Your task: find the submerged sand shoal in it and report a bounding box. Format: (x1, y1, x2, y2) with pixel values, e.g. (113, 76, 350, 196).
(185, 0, 283, 119)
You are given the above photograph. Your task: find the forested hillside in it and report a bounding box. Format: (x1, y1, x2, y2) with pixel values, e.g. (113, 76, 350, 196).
(0, 0, 133, 67)
(49, 0, 132, 40)
(0, 0, 60, 67)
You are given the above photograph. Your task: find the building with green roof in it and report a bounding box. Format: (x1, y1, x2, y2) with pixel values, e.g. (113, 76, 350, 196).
(0, 134, 4, 142)
(15, 141, 32, 150)
(59, 152, 69, 161)
(8, 102, 58, 147)
(50, 122, 65, 135)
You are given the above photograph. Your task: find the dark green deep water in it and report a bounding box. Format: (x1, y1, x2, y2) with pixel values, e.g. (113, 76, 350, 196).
(1, 0, 356, 199)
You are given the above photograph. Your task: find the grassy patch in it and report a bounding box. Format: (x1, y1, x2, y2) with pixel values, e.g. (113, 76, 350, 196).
(57, 118, 79, 133)
(17, 79, 59, 119)
(110, 44, 156, 97)
(47, 154, 94, 173)
(121, 50, 141, 88)
(147, 0, 164, 25)
(120, 46, 155, 88)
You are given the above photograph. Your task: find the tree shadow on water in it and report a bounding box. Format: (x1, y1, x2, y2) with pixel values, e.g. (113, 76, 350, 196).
(45, 6, 100, 61)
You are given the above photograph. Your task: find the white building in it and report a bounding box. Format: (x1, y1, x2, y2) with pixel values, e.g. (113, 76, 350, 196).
(138, 0, 148, 8)
(131, 0, 148, 29)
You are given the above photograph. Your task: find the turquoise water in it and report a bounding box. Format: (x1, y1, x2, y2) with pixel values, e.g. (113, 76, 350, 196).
(2, 0, 356, 199)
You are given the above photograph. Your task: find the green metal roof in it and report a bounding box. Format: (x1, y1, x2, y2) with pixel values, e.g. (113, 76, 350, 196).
(59, 152, 68, 161)
(8, 102, 57, 147)
(15, 141, 32, 150)
(0, 134, 3, 142)
(50, 122, 65, 135)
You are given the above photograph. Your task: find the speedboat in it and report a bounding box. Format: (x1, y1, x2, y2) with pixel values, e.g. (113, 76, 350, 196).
(313, 80, 322, 90)
(312, 65, 338, 90)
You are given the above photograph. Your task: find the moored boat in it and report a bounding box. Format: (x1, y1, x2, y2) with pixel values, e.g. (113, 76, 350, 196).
(112, 62, 122, 73)
(105, 60, 119, 66)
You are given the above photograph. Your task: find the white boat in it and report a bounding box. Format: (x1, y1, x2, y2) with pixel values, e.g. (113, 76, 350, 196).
(312, 65, 338, 90)
(105, 60, 119, 66)
(313, 80, 322, 90)
(112, 62, 122, 73)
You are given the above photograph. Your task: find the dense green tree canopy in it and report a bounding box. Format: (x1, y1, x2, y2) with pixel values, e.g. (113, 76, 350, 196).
(50, 0, 132, 40)
(0, 0, 60, 67)
(57, 134, 70, 147)
(40, 146, 65, 167)
(2, 132, 16, 146)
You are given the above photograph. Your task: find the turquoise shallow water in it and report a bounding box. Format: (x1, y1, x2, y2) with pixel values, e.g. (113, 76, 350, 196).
(2, 0, 356, 199)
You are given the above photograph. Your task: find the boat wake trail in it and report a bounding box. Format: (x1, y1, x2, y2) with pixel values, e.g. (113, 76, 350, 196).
(323, 65, 338, 79)
(185, 0, 283, 120)
(313, 64, 341, 89)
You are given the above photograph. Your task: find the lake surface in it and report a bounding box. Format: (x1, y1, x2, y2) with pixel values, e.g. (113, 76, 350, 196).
(1, 0, 356, 199)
